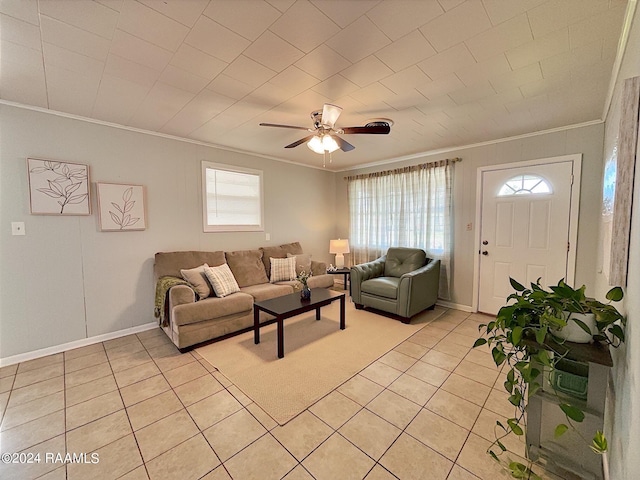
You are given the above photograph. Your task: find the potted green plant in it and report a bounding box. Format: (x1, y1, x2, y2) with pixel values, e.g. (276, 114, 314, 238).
(474, 278, 625, 479)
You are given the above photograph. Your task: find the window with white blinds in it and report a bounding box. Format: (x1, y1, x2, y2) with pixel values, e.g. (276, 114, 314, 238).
(201, 162, 264, 232)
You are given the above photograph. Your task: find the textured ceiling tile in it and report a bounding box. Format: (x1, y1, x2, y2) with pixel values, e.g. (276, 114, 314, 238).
(92, 74, 149, 124)
(420, 1, 492, 52)
(350, 82, 396, 108)
(312, 74, 360, 99)
(40, 15, 110, 61)
(245, 82, 294, 109)
(1, 39, 41, 67)
(43, 43, 104, 83)
(1, 13, 42, 50)
(341, 55, 394, 87)
(568, 5, 627, 49)
(519, 73, 569, 98)
(527, 0, 609, 39)
(489, 63, 543, 93)
(170, 44, 228, 80)
(118, 0, 189, 52)
(159, 65, 211, 94)
(295, 45, 351, 81)
(325, 16, 391, 63)
(436, 0, 465, 12)
(243, 30, 304, 72)
(110, 29, 173, 71)
(482, 0, 547, 26)
(540, 40, 603, 79)
(45, 64, 100, 117)
(266, 0, 296, 13)
(416, 73, 465, 100)
(375, 30, 437, 73)
(384, 89, 429, 111)
(0, 52, 48, 107)
(505, 29, 570, 70)
(204, 0, 280, 41)
(38, 0, 118, 39)
(269, 66, 319, 97)
(138, 0, 208, 28)
(448, 80, 497, 105)
(0, 0, 39, 25)
(415, 95, 457, 115)
(367, 0, 443, 40)
(466, 14, 533, 62)
(269, 0, 340, 53)
(417, 43, 476, 80)
(206, 74, 255, 100)
(104, 53, 161, 89)
(160, 89, 235, 137)
(380, 66, 432, 94)
(223, 55, 277, 88)
(310, 0, 379, 28)
(129, 83, 196, 131)
(455, 54, 512, 86)
(185, 15, 251, 63)
(95, 0, 123, 13)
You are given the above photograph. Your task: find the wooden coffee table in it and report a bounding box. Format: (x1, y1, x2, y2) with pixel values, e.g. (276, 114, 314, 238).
(253, 288, 346, 358)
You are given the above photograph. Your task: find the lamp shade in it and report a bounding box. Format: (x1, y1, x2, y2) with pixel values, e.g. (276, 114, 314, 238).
(307, 135, 339, 154)
(329, 238, 350, 254)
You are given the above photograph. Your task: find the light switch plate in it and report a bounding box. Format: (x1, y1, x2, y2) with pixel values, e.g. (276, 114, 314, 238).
(265, 233, 271, 241)
(12, 222, 26, 236)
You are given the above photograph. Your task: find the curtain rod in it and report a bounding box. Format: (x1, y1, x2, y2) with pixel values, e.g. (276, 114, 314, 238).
(344, 157, 461, 181)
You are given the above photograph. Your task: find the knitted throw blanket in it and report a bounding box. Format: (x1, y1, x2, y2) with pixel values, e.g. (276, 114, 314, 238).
(154, 276, 192, 327)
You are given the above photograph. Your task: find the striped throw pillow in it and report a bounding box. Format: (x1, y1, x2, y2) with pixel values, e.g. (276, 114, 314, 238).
(204, 263, 240, 297)
(270, 257, 297, 282)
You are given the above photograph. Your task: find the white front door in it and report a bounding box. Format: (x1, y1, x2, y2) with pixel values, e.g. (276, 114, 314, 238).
(477, 160, 576, 315)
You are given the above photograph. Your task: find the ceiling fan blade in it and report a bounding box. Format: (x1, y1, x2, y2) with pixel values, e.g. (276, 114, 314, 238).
(332, 135, 355, 152)
(341, 125, 390, 134)
(259, 123, 310, 131)
(322, 103, 342, 128)
(284, 135, 315, 149)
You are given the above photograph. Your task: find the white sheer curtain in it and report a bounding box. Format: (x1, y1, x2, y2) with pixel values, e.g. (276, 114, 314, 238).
(347, 159, 455, 299)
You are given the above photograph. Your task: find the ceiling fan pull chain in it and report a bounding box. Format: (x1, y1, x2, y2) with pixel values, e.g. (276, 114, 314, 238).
(323, 150, 327, 168)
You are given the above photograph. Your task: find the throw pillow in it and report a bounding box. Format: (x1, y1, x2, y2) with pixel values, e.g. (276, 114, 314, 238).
(270, 257, 297, 282)
(204, 263, 240, 297)
(287, 253, 312, 276)
(180, 264, 212, 299)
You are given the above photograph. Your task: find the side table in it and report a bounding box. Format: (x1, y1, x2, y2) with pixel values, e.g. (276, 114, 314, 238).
(328, 268, 351, 293)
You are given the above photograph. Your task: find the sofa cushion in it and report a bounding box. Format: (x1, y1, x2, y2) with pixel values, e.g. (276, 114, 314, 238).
(240, 283, 294, 302)
(287, 252, 312, 275)
(172, 292, 253, 326)
(155, 251, 226, 278)
(225, 250, 269, 287)
(260, 242, 303, 278)
(180, 264, 212, 299)
(270, 257, 297, 282)
(204, 263, 240, 297)
(384, 248, 426, 278)
(361, 277, 401, 299)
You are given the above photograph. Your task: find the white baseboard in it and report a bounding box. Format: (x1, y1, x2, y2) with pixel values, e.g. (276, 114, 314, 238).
(0, 322, 159, 367)
(436, 300, 475, 312)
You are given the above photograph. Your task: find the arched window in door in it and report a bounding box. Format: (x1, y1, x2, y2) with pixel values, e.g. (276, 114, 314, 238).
(498, 174, 552, 196)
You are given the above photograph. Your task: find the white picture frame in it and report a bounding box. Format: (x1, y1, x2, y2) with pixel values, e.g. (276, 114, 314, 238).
(96, 183, 147, 232)
(27, 158, 91, 215)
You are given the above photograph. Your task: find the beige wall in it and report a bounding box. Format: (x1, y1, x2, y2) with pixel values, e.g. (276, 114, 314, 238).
(0, 104, 336, 359)
(598, 4, 640, 479)
(336, 123, 605, 308)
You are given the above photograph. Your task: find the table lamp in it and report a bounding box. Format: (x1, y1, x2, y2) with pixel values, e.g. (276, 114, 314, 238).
(329, 239, 350, 269)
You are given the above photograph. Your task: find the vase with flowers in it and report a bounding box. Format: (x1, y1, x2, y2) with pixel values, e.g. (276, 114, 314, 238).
(297, 270, 312, 300)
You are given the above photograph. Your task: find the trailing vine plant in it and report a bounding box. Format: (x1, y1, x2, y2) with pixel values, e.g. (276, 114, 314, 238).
(474, 278, 625, 479)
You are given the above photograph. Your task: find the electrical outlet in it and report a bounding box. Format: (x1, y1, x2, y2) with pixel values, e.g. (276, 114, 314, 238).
(466, 222, 473, 231)
(12, 222, 25, 236)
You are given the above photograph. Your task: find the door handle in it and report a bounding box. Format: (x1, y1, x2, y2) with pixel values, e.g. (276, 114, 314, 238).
(482, 251, 488, 256)
(482, 240, 488, 245)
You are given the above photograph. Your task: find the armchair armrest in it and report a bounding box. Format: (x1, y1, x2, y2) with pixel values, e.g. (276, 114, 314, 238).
(350, 256, 386, 304)
(169, 285, 196, 309)
(397, 259, 440, 318)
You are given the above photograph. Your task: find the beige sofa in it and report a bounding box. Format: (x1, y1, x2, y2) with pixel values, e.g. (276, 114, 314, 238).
(154, 242, 334, 350)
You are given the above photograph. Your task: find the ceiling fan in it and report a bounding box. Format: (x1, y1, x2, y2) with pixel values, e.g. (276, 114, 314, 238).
(259, 103, 392, 165)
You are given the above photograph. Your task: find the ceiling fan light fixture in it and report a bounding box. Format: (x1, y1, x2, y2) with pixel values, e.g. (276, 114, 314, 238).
(307, 135, 339, 154)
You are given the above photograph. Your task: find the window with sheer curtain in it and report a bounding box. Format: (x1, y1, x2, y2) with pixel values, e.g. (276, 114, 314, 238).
(347, 159, 455, 299)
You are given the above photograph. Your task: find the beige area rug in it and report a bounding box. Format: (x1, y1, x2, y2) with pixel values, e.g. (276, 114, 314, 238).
(196, 300, 446, 425)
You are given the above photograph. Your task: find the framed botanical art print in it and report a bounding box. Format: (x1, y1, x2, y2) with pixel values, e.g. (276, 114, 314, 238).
(96, 183, 147, 232)
(27, 158, 91, 215)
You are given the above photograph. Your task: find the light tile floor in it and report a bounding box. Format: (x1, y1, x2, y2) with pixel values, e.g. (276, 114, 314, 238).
(0, 309, 569, 480)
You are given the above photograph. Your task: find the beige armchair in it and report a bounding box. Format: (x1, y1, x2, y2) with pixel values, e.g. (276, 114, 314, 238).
(350, 247, 440, 323)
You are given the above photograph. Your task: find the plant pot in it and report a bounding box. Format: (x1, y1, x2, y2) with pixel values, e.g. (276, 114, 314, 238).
(553, 312, 597, 343)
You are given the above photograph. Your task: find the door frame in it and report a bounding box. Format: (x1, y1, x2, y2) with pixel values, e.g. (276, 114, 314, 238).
(472, 154, 583, 312)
